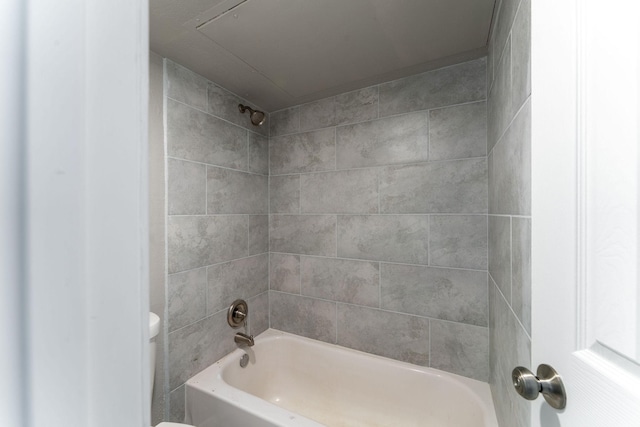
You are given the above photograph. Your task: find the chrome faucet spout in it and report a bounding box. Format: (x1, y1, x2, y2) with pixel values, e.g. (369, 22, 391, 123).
(234, 332, 254, 347)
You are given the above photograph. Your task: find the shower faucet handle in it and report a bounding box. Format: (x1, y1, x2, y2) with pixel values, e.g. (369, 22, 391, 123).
(227, 299, 249, 328)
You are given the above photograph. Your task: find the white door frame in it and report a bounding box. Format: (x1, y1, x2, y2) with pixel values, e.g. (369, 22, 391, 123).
(0, 0, 28, 424)
(1, 0, 150, 426)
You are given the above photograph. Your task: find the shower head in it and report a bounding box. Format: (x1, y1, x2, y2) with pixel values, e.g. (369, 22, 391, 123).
(238, 104, 266, 126)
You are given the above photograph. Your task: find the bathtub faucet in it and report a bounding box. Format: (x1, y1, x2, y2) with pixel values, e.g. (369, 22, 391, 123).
(234, 332, 254, 347)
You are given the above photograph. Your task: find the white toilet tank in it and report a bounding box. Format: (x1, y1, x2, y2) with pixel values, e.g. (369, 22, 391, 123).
(149, 312, 160, 400)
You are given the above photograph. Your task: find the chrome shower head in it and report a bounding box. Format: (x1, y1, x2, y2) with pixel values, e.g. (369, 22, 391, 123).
(238, 104, 266, 126)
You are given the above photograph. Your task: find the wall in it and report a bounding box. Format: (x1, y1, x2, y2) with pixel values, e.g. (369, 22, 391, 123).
(155, 48, 519, 423)
(268, 57, 491, 381)
(486, 0, 532, 425)
(149, 51, 166, 425)
(163, 60, 270, 422)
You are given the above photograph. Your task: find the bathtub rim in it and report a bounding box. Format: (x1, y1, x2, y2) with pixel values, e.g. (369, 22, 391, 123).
(185, 328, 498, 427)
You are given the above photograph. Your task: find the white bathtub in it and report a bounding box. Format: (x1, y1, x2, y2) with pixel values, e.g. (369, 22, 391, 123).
(185, 329, 498, 427)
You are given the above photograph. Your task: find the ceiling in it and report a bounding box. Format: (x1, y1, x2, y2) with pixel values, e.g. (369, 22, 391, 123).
(150, 0, 496, 112)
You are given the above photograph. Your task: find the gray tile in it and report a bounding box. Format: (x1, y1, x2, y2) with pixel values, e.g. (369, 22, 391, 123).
(167, 216, 248, 273)
(206, 167, 268, 214)
(488, 36, 512, 152)
(338, 215, 428, 264)
(489, 99, 531, 215)
(207, 83, 268, 136)
(378, 58, 486, 117)
(512, 0, 531, 112)
(249, 133, 269, 175)
(169, 385, 186, 423)
(430, 215, 488, 270)
(429, 101, 487, 160)
(489, 277, 532, 427)
(269, 175, 300, 213)
(487, 31, 496, 91)
(489, 215, 511, 303)
(430, 320, 489, 381)
(167, 99, 248, 170)
(335, 86, 378, 125)
(165, 60, 207, 111)
(270, 292, 336, 343)
(492, 0, 520, 72)
(301, 257, 379, 307)
(248, 291, 269, 336)
(300, 169, 378, 214)
(249, 215, 269, 255)
(270, 215, 336, 256)
(337, 304, 430, 366)
(379, 159, 488, 214)
(270, 128, 335, 175)
(336, 112, 428, 169)
(512, 217, 531, 335)
(489, 279, 531, 388)
(168, 310, 236, 390)
(270, 107, 299, 136)
(270, 253, 300, 294)
(207, 254, 269, 315)
(381, 264, 487, 326)
(167, 267, 207, 332)
(300, 97, 336, 131)
(167, 158, 206, 215)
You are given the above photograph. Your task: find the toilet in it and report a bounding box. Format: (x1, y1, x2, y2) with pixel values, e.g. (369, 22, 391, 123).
(150, 312, 194, 427)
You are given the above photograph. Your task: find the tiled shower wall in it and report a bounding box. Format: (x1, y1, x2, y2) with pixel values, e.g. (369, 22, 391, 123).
(268, 57, 491, 381)
(163, 60, 270, 422)
(487, 0, 532, 426)
(156, 54, 503, 423)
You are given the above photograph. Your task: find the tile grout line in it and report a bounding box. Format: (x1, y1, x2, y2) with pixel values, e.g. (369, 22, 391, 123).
(269, 98, 487, 139)
(168, 253, 268, 276)
(267, 251, 490, 273)
(334, 126, 338, 171)
(269, 290, 489, 329)
(299, 252, 302, 295)
(167, 156, 266, 177)
(509, 215, 514, 306)
(487, 93, 531, 158)
(428, 319, 432, 368)
(264, 213, 489, 217)
(268, 155, 489, 177)
(166, 96, 268, 138)
(490, 273, 531, 342)
(427, 214, 431, 266)
(378, 262, 382, 309)
(335, 214, 339, 258)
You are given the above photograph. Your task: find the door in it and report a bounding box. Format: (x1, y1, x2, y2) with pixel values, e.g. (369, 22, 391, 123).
(531, 0, 640, 425)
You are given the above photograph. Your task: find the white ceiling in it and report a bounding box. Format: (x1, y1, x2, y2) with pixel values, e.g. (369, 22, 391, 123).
(150, 0, 496, 112)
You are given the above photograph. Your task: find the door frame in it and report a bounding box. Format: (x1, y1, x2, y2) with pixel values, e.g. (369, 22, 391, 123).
(0, 0, 150, 425)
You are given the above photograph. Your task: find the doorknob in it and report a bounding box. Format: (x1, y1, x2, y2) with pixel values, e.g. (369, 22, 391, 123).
(512, 364, 566, 409)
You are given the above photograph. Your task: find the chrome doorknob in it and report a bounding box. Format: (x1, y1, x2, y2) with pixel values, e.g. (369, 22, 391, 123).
(512, 364, 566, 410)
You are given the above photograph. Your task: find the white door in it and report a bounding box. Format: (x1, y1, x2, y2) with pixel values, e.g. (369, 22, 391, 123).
(531, 0, 640, 425)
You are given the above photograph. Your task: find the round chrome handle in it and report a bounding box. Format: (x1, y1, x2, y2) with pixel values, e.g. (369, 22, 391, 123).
(227, 299, 249, 328)
(512, 364, 567, 410)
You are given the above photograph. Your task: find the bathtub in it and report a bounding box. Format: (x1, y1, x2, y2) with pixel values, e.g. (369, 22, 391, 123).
(185, 329, 498, 427)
